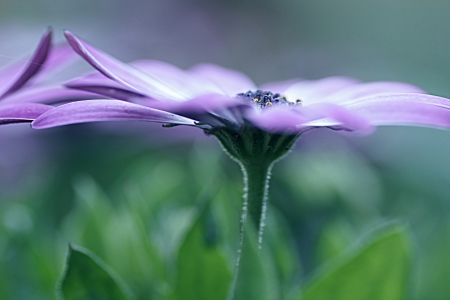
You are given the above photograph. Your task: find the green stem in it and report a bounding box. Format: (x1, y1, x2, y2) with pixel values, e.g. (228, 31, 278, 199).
(229, 161, 276, 300)
(212, 127, 299, 299)
(240, 160, 273, 242)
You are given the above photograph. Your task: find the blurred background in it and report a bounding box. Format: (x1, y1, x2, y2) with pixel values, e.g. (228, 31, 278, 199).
(1, 0, 450, 299)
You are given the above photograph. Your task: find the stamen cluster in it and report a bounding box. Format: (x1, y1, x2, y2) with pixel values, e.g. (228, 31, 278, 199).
(236, 90, 300, 109)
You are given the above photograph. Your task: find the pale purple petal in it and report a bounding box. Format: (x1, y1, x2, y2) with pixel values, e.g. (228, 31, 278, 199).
(66, 68, 227, 105)
(0, 103, 52, 124)
(0, 33, 73, 89)
(131, 60, 186, 75)
(0, 60, 25, 86)
(66, 85, 146, 102)
(149, 93, 251, 127)
(0, 28, 52, 98)
(344, 93, 450, 129)
(32, 99, 197, 129)
(66, 72, 245, 113)
(246, 102, 372, 133)
(321, 82, 426, 104)
(189, 63, 257, 96)
(258, 78, 304, 94)
(300, 103, 373, 132)
(66, 75, 146, 100)
(245, 106, 312, 133)
(283, 77, 360, 105)
(1, 85, 101, 105)
(131, 60, 222, 96)
(64, 31, 197, 101)
(346, 93, 450, 109)
(153, 93, 244, 114)
(34, 43, 79, 79)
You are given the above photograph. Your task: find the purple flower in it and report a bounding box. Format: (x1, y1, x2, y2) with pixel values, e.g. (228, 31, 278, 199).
(28, 32, 450, 283)
(32, 31, 450, 137)
(0, 29, 93, 125)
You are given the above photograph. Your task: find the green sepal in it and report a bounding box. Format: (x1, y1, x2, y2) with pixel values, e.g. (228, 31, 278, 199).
(299, 224, 412, 300)
(57, 244, 133, 300)
(212, 125, 299, 163)
(213, 125, 299, 232)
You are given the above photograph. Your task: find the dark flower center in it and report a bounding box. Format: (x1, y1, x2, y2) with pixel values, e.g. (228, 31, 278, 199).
(236, 90, 301, 108)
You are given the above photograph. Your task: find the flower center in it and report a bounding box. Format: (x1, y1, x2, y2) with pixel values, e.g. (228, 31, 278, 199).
(236, 90, 301, 108)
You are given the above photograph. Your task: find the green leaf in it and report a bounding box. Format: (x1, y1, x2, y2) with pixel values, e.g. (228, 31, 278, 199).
(316, 218, 356, 265)
(58, 244, 133, 300)
(172, 210, 232, 300)
(232, 222, 279, 300)
(265, 207, 300, 296)
(300, 225, 411, 300)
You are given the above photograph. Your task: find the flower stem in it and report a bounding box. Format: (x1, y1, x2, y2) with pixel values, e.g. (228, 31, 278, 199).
(212, 126, 300, 299)
(240, 160, 273, 243)
(212, 127, 299, 244)
(229, 160, 277, 300)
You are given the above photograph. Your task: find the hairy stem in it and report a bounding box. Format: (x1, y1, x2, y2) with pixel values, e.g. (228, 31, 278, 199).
(240, 160, 273, 243)
(228, 160, 276, 300)
(212, 126, 299, 299)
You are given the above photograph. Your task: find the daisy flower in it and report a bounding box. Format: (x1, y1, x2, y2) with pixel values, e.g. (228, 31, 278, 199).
(32, 30, 450, 238)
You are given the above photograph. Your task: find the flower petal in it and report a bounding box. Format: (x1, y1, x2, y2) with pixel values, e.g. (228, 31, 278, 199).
(344, 93, 450, 129)
(154, 93, 243, 114)
(0, 103, 52, 124)
(64, 31, 194, 101)
(283, 77, 360, 105)
(258, 78, 304, 94)
(301, 103, 373, 132)
(322, 82, 425, 104)
(245, 106, 312, 133)
(131, 60, 222, 96)
(246, 102, 372, 133)
(67, 72, 246, 120)
(189, 63, 257, 96)
(35, 43, 79, 79)
(1, 85, 101, 105)
(0, 60, 24, 87)
(66, 74, 146, 100)
(149, 93, 251, 127)
(32, 99, 197, 129)
(0, 28, 52, 98)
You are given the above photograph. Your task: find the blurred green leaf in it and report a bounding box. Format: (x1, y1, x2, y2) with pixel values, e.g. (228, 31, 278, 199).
(232, 222, 279, 300)
(316, 217, 356, 265)
(172, 210, 232, 300)
(63, 175, 166, 297)
(299, 225, 411, 300)
(58, 244, 133, 300)
(265, 207, 300, 296)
